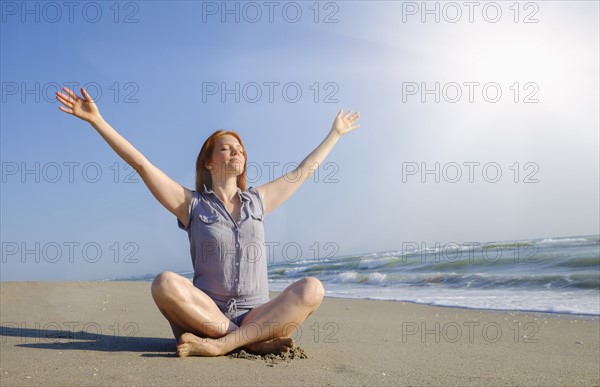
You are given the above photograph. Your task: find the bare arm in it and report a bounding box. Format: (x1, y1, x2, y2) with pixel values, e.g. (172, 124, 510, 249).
(56, 87, 192, 227)
(256, 109, 360, 215)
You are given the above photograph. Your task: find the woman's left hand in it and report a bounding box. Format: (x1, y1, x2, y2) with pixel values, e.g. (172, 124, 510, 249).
(331, 108, 361, 136)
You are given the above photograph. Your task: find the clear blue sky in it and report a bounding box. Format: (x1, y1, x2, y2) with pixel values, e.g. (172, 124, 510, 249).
(1, 1, 598, 281)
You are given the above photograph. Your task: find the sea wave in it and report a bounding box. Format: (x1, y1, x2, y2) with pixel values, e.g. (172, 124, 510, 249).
(113, 234, 600, 315)
(539, 237, 594, 245)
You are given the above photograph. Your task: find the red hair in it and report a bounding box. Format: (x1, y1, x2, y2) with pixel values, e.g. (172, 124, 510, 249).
(195, 130, 247, 192)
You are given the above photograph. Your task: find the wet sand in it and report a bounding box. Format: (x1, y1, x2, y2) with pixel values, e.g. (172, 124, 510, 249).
(1, 281, 598, 386)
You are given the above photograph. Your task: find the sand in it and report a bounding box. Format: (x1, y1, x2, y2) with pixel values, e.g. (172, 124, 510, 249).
(1, 281, 598, 386)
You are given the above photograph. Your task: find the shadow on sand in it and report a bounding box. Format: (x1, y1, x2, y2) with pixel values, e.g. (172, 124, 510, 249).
(1, 325, 176, 357)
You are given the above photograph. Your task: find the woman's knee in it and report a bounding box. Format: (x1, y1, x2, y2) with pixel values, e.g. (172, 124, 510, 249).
(151, 271, 186, 301)
(296, 277, 325, 307)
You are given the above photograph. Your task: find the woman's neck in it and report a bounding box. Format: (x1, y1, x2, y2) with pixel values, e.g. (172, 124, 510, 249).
(211, 177, 239, 204)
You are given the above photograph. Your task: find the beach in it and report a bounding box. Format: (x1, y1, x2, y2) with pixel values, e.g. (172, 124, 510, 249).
(1, 281, 598, 386)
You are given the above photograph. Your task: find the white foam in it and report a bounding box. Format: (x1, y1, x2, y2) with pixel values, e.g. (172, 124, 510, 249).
(281, 266, 309, 276)
(332, 271, 360, 283)
(313, 284, 600, 316)
(357, 257, 397, 269)
(367, 272, 387, 284)
(539, 237, 589, 245)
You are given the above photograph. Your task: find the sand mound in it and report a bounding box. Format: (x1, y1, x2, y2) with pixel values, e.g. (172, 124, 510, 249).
(228, 347, 308, 365)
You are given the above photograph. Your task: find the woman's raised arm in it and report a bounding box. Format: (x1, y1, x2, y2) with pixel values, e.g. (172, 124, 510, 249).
(256, 108, 360, 215)
(56, 86, 193, 227)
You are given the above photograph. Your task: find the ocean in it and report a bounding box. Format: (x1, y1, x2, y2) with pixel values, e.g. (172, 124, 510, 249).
(114, 235, 600, 316)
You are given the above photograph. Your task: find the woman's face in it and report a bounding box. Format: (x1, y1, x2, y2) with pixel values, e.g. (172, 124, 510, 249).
(207, 134, 245, 176)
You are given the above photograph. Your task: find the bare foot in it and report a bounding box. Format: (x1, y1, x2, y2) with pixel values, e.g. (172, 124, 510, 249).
(245, 337, 296, 355)
(177, 332, 224, 357)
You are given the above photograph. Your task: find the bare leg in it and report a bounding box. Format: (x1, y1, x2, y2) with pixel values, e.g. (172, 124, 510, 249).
(176, 276, 325, 357)
(151, 272, 298, 356)
(150, 272, 236, 340)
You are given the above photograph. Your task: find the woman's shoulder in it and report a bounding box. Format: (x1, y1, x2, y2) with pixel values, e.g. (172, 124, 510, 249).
(242, 187, 265, 216)
(240, 186, 259, 202)
(244, 186, 259, 195)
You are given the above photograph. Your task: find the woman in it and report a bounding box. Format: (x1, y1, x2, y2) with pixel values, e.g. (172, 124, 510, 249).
(56, 86, 361, 357)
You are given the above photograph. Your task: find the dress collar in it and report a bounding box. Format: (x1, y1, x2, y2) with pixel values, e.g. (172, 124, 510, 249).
(202, 184, 251, 202)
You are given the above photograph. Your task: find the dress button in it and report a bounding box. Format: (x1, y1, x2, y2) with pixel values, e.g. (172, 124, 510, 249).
(235, 243, 240, 248)
(234, 278, 238, 282)
(235, 262, 239, 266)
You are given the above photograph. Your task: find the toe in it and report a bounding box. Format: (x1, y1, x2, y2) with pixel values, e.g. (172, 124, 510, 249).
(176, 344, 189, 357)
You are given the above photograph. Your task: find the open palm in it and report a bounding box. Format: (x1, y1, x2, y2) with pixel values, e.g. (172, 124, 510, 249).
(331, 109, 360, 136)
(55, 87, 101, 123)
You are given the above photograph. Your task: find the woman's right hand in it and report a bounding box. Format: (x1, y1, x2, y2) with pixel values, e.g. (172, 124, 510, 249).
(55, 86, 102, 124)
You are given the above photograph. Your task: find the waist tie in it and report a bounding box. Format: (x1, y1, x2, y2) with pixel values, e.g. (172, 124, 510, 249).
(226, 298, 237, 319)
(200, 288, 269, 313)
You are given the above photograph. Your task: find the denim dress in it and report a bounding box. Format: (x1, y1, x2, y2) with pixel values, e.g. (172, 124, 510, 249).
(178, 185, 270, 319)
